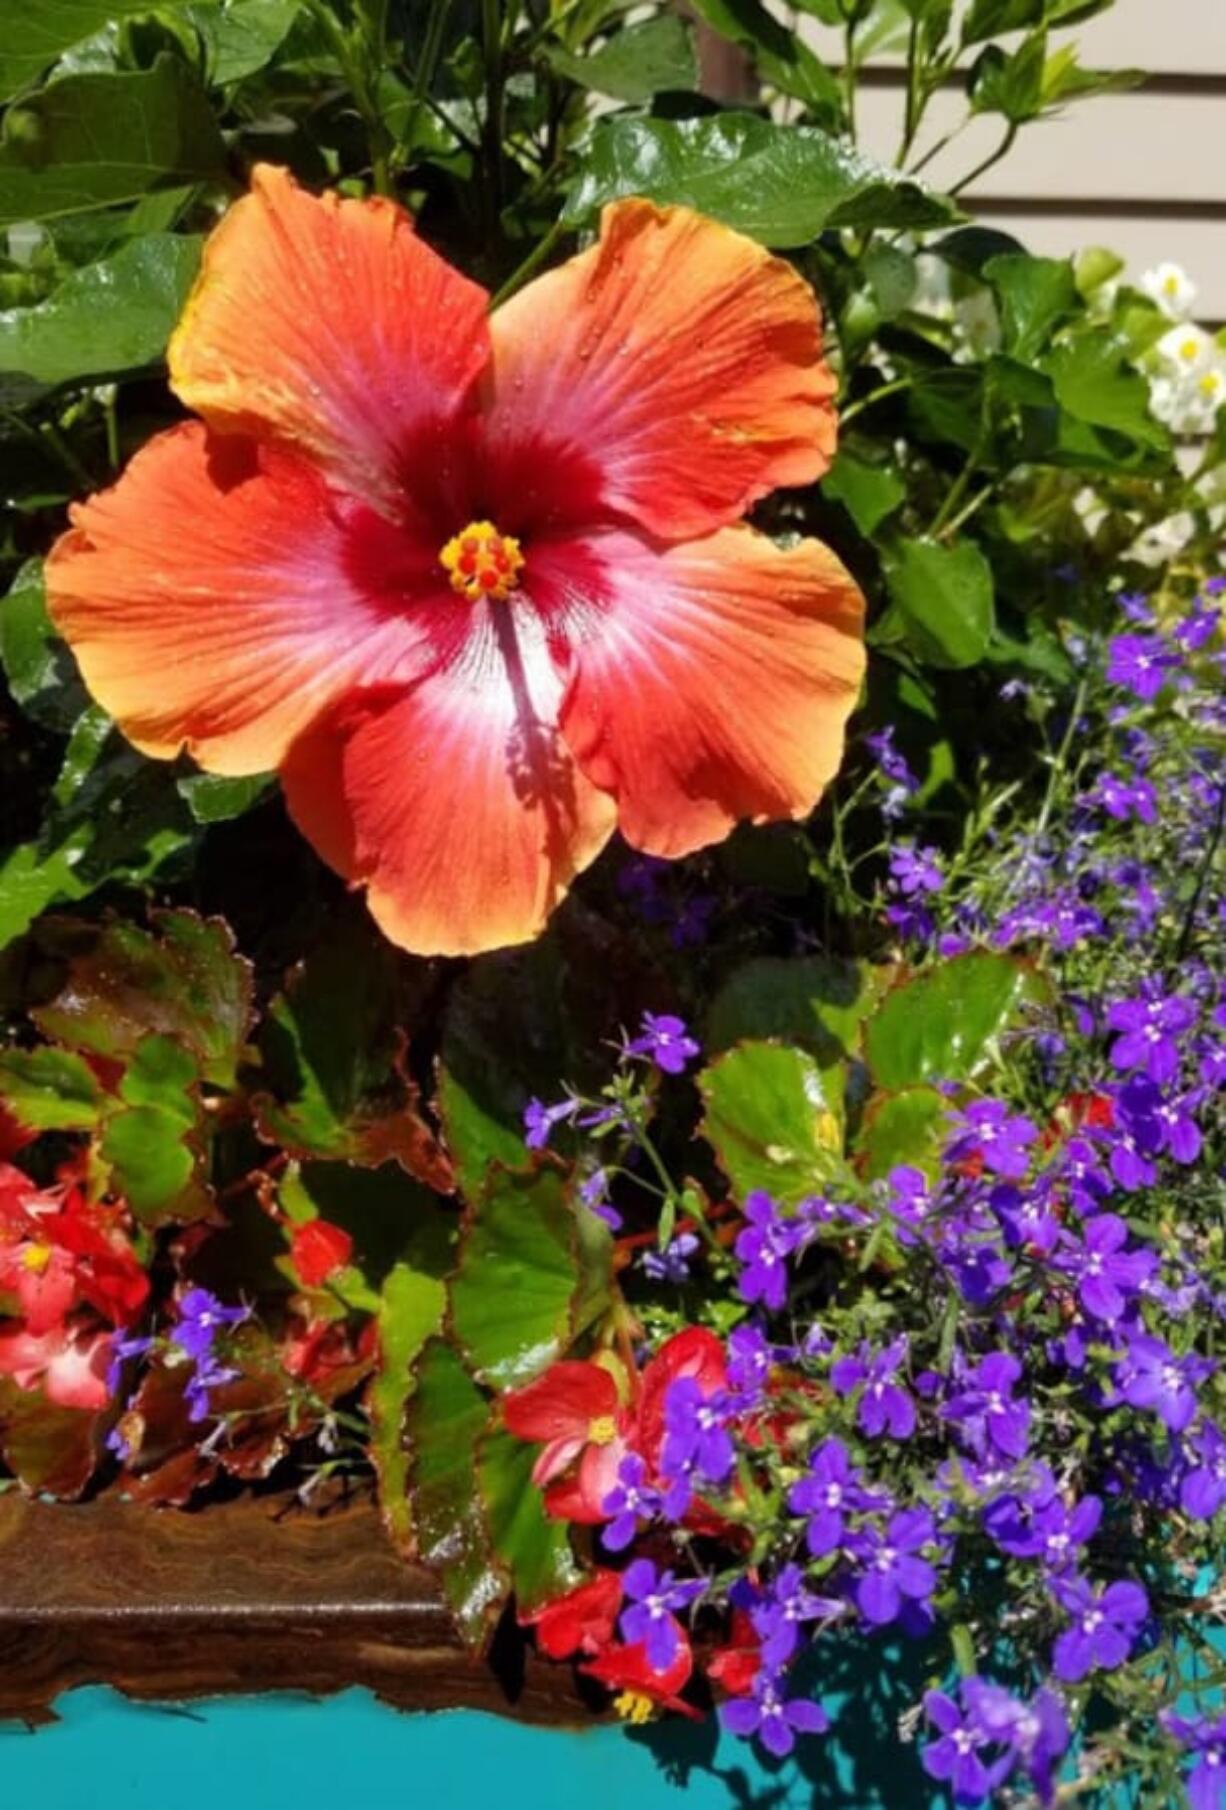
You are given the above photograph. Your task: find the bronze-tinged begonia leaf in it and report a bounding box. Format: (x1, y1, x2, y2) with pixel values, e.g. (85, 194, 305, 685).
(404, 1336, 506, 1650)
(365, 1203, 456, 1555)
(32, 910, 253, 1089)
(449, 1165, 613, 1391)
(478, 1425, 581, 1613)
(98, 1033, 213, 1227)
(0, 1379, 100, 1499)
(253, 914, 452, 1189)
(863, 951, 1046, 1090)
(699, 1040, 846, 1207)
(0, 1045, 104, 1132)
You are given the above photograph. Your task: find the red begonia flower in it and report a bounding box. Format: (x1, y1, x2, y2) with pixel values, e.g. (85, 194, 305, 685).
(0, 1323, 112, 1410)
(290, 1218, 354, 1288)
(46, 165, 865, 957)
(502, 1358, 621, 1486)
(582, 1623, 701, 1722)
(706, 1608, 763, 1697)
(0, 1164, 148, 1333)
(519, 1567, 624, 1659)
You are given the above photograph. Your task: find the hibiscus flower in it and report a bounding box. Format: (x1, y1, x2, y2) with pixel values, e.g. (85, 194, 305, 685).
(47, 166, 865, 957)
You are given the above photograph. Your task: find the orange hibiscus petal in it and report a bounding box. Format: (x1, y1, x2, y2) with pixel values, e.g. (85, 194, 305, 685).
(560, 525, 866, 857)
(487, 199, 837, 541)
(46, 423, 434, 776)
(281, 601, 618, 957)
(169, 163, 490, 508)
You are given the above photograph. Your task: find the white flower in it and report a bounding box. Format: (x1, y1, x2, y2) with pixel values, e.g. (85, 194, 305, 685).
(1127, 511, 1196, 569)
(1072, 487, 1108, 535)
(911, 253, 953, 322)
(1156, 323, 1217, 376)
(1141, 262, 1198, 320)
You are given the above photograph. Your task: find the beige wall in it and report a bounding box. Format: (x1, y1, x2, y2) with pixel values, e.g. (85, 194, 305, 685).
(793, 0, 1226, 318)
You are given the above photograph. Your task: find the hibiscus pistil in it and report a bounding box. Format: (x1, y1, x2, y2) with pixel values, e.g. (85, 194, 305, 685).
(439, 519, 525, 603)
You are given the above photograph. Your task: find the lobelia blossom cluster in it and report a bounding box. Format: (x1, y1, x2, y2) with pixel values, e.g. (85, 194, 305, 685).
(504, 585, 1224, 1807)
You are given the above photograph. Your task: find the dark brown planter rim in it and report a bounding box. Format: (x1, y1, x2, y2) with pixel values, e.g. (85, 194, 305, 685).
(0, 1491, 592, 1727)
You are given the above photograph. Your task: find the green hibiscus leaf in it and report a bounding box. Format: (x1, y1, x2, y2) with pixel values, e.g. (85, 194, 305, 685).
(821, 448, 907, 538)
(878, 537, 996, 670)
(544, 15, 696, 103)
(0, 233, 201, 387)
(0, 57, 226, 227)
(566, 116, 959, 248)
(0, 558, 87, 731)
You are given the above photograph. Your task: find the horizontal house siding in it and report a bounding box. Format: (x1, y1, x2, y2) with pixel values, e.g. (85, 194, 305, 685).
(791, 0, 1226, 316)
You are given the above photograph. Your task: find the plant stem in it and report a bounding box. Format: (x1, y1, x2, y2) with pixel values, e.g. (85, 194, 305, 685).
(899, 15, 921, 165)
(842, 17, 857, 135)
(839, 375, 912, 424)
(929, 427, 990, 536)
(489, 214, 567, 307)
(951, 120, 1019, 197)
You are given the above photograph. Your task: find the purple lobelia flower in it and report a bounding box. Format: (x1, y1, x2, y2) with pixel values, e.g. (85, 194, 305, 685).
(962, 1680, 1070, 1809)
(1113, 1332, 1212, 1433)
(885, 1164, 934, 1244)
(1180, 1421, 1226, 1520)
(661, 1375, 735, 1487)
(624, 1011, 700, 1075)
(989, 1180, 1061, 1257)
(1153, 1089, 1204, 1164)
(523, 1095, 579, 1150)
(1163, 1712, 1226, 1810)
(721, 1670, 830, 1757)
(577, 1167, 622, 1230)
(1052, 1214, 1158, 1321)
(601, 1453, 663, 1552)
(641, 1232, 700, 1284)
(734, 1191, 801, 1311)
(184, 1351, 240, 1424)
(1051, 1575, 1148, 1682)
(172, 1288, 248, 1363)
(619, 1560, 705, 1671)
(724, 1323, 773, 1406)
(945, 1100, 1039, 1180)
(888, 842, 944, 898)
(848, 1506, 938, 1625)
(942, 1352, 1031, 1461)
(921, 1688, 1013, 1806)
(1106, 632, 1178, 700)
(988, 1490, 1102, 1574)
(750, 1562, 844, 1668)
(866, 726, 919, 820)
(788, 1436, 884, 1557)
(1106, 992, 1198, 1084)
(1085, 771, 1157, 824)
(832, 1337, 915, 1440)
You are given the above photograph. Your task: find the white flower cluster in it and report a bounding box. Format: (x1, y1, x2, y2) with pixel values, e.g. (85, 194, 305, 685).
(1139, 263, 1226, 436)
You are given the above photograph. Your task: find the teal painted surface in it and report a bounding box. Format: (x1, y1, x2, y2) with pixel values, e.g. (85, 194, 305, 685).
(0, 1676, 935, 1810)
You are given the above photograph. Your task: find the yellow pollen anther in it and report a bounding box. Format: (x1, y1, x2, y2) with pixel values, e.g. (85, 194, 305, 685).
(439, 519, 524, 603)
(21, 1243, 54, 1274)
(614, 1691, 657, 1726)
(589, 1414, 617, 1446)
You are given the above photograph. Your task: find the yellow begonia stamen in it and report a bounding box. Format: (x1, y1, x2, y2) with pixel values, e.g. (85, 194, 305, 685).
(21, 1243, 54, 1273)
(439, 519, 524, 603)
(588, 1414, 617, 1445)
(614, 1691, 656, 1726)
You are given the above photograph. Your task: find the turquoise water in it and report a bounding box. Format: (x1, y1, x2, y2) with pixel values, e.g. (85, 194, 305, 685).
(0, 1675, 933, 1810)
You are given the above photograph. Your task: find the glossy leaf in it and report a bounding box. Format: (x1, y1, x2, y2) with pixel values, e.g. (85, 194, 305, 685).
(1041, 337, 1171, 453)
(879, 538, 996, 670)
(566, 116, 959, 247)
(33, 911, 253, 1089)
(479, 1426, 581, 1612)
(864, 952, 1041, 1089)
(0, 0, 159, 100)
(0, 1045, 104, 1130)
(188, 0, 302, 84)
(99, 1032, 213, 1226)
(369, 1256, 449, 1554)
(451, 1165, 611, 1391)
(699, 1041, 845, 1206)
(176, 771, 275, 824)
(545, 16, 695, 102)
(0, 1380, 99, 1498)
(0, 58, 226, 227)
(684, 0, 841, 110)
(821, 448, 907, 538)
(985, 252, 1078, 362)
(0, 558, 87, 730)
(404, 1337, 505, 1650)
(0, 234, 201, 386)
(854, 1085, 947, 1179)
